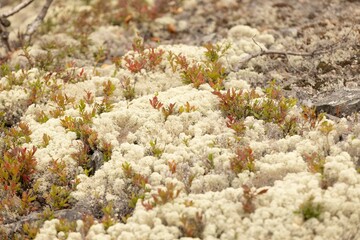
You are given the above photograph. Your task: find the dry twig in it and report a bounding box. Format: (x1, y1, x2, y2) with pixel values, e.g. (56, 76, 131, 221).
(2, 0, 34, 18)
(0, 0, 54, 52)
(23, 0, 54, 42)
(1, 0, 36, 51)
(236, 26, 355, 69)
(238, 38, 340, 67)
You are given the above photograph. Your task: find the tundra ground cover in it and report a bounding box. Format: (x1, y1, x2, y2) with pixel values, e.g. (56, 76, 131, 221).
(0, 0, 359, 239)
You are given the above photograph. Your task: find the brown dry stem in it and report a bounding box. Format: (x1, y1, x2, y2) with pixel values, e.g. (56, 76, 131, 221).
(237, 25, 356, 69)
(23, 0, 54, 42)
(0, 0, 54, 52)
(1, 0, 34, 18)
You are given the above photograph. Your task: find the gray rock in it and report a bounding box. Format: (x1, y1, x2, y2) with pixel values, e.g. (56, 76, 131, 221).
(89, 150, 104, 175)
(313, 89, 360, 117)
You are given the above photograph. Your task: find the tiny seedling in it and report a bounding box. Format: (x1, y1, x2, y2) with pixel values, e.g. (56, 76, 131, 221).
(295, 195, 323, 221)
(121, 76, 136, 100)
(149, 139, 164, 158)
(55, 219, 77, 239)
(319, 120, 334, 156)
(45, 184, 72, 210)
(180, 212, 205, 238)
(142, 182, 181, 210)
(241, 185, 268, 214)
(101, 202, 117, 230)
(41, 133, 51, 148)
(149, 95, 163, 110)
(178, 102, 197, 113)
(161, 103, 176, 121)
(230, 146, 256, 174)
(168, 160, 177, 174)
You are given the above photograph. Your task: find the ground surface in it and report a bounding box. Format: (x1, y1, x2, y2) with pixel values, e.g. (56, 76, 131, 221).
(2, 0, 360, 102)
(169, 0, 360, 109)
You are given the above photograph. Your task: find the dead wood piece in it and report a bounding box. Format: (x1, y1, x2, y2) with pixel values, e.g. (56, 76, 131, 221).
(1, 0, 34, 18)
(23, 0, 54, 42)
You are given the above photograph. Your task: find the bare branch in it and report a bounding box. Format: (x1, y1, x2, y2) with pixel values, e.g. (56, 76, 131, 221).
(23, 0, 54, 42)
(0, 0, 35, 52)
(1, 0, 34, 18)
(251, 37, 264, 52)
(237, 35, 350, 68)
